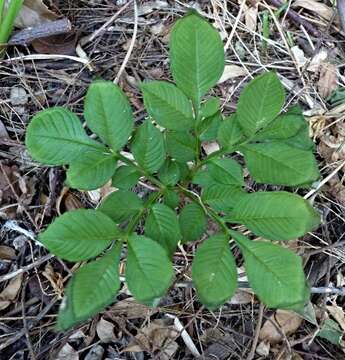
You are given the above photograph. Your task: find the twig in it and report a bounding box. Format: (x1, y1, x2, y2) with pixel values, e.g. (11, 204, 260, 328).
(114, 0, 138, 84)
(338, 0, 345, 32)
(80, 1, 132, 46)
(0, 254, 54, 283)
(247, 302, 264, 360)
(8, 19, 72, 45)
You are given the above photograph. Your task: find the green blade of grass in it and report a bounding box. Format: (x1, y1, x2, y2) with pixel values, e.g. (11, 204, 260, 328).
(0, 0, 24, 45)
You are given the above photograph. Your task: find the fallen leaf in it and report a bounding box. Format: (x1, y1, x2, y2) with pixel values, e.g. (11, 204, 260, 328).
(245, 5, 258, 32)
(256, 340, 270, 357)
(202, 141, 220, 155)
(32, 32, 77, 55)
(318, 63, 338, 98)
(259, 310, 303, 345)
(317, 318, 343, 345)
(10, 86, 28, 106)
(123, 319, 178, 358)
(42, 264, 64, 298)
(326, 303, 345, 331)
(56, 343, 79, 360)
(96, 317, 116, 343)
(110, 298, 156, 319)
(218, 65, 247, 83)
(0, 246, 16, 260)
(14, 0, 59, 28)
(0, 120, 9, 140)
(307, 49, 328, 73)
(229, 289, 254, 305)
(293, 0, 334, 22)
(291, 45, 308, 69)
(84, 344, 104, 360)
(0, 274, 23, 310)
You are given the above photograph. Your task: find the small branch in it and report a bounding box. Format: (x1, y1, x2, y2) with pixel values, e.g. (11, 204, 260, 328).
(338, 0, 345, 32)
(247, 302, 264, 360)
(8, 18, 72, 45)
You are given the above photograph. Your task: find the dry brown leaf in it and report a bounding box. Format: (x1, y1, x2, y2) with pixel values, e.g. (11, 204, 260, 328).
(14, 0, 59, 28)
(32, 32, 77, 55)
(42, 264, 64, 297)
(259, 310, 303, 345)
(229, 289, 254, 305)
(0, 274, 23, 310)
(0, 245, 16, 260)
(326, 304, 345, 331)
(218, 65, 247, 83)
(123, 319, 178, 358)
(56, 343, 79, 360)
(202, 141, 220, 155)
(96, 317, 116, 343)
(245, 5, 258, 32)
(256, 340, 270, 357)
(110, 298, 156, 319)
(292, 0, 334, 22)
(318, 63, 338, 98)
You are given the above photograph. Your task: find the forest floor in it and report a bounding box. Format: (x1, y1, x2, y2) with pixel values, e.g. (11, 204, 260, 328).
(0, 0, 345, 359)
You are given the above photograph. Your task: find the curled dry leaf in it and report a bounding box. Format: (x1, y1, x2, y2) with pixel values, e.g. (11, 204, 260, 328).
(292, 0, 334, 22)
(318, 63, 338, 98)
(96, 317, 116, 343)
(0, 245, 16, 260)
(56, 343, 79, 360)
(218, 65, 247, 83)
(14, 0, 59, 28)
(109, 297, 157, 319)
(123, 319, 178, 358)
(0, 274, 23, 310)
(259, 310, 303, 345)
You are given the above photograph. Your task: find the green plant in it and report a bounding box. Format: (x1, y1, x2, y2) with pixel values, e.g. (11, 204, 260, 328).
(25, 11, 321, 330)
(0, 0, 23, 55)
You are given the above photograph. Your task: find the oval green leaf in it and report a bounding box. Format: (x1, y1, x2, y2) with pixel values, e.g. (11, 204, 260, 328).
(179, 202, 207, 243)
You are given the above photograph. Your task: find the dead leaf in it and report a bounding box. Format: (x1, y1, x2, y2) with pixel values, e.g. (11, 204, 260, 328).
(256, 340, 270, 357)
(293, 0, 334, 22)
(326, 303, 345, 331)
(0, 246, 16, 260)
(229, 289, 254, 305)
(96, 317, 116, 343)
(259, 310, 303, 345)
(42, 264, 64, 298)
(14, 0, 59, 28)
(110, 298, 156, 319)
(218, 65, 247, 83)
(0, 274, 23, 310)
(291, 46, 307, 69)
(307, 49, 328, 73)
(0, 120, 9, 140)
(245, 5, 258, 32)
(202, 141, 220, 155)
(56, 343, 79, 360)
(318, 63, 338, 98)
(123, 319, 178, 359)
(32, 32, 77, 55)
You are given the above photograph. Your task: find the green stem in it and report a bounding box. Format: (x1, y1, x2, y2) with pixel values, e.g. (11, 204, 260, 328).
(116, 152, 165, 190)
(178, 185, 229, 235)
(125, 191, 162, 236)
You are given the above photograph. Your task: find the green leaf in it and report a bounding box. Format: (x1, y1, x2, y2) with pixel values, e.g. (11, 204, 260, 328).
(201, 97, 220, 118)
(232, 231, 309, 309)
(141, 81, 194, 130)
(170, 12, 225, 105)
(39, 209, 120, 261)
(112, 165, 141, 190)
(163, 189, 180, 209)
(25, 107, 103, 165)
(228, 191, 320, 240)
(84, 81, 133, 151)
(98, 190, 143, 223)
(284, 122, 314, 150)
(126, 235, 174, 304)
(66, 149, 117, 190)
(57, 242, 122, 330)
(131, 120, 166, 173)
(177, 162, 191, 181)
(192, 235, 237, 309)
(166, 131, 196, 162)
(199, 112, 222, 142)
(145, 204, 181, 256)
(317, 319, 343, 345)
(179, 203, 207, 243)
(207, 158, 244, 186)
(158, 159, 181, 186)
(237, 72, 285, 136)
(253, 110, 304, 142)
(192, 169, 214, 187)
(217, 114, 245, 149)
(202, 185, 246, 212)
(240, 142, 320, 186)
